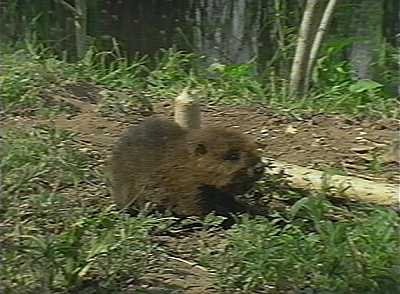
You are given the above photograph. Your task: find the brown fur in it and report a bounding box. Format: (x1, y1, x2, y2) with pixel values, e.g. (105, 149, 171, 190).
(110, 117, 264, 217)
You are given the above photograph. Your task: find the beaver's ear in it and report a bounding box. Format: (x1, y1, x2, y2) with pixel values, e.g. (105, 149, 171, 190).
(194, 143, 208, 156)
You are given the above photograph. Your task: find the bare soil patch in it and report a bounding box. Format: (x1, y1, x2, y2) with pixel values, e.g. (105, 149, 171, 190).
(3, 89, 398, 182)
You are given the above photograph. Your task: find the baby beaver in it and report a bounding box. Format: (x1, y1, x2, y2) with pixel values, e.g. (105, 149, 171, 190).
(110, 117, 265, 217)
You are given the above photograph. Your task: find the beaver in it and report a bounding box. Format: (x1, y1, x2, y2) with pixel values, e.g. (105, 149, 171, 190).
(110, 116, 265, 217)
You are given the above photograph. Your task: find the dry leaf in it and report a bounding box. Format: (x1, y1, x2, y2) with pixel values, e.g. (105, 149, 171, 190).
(285, 125, 298, 134)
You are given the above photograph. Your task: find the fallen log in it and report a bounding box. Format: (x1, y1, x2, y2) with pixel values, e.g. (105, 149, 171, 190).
(265, 158, 399, 207)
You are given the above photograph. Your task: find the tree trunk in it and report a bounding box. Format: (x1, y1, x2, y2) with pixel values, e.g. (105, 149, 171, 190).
(189, 0, 263, 65)
(74, 0, 87, 60)
(289, 0, 319, 98)
(383, 0, 400, 95)
(304, 0, 339, 92)
(349, 0, 384, 80)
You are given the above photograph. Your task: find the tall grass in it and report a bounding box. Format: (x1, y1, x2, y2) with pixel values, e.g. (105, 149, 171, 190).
(1, 42, 398, 118)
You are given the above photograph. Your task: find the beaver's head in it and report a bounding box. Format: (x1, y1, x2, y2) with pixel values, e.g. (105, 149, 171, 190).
(185, 127, 265, 195)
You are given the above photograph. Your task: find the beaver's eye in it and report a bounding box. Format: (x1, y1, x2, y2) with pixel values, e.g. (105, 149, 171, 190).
(224, 150, 241, 161)
(194, 143, 208, 156)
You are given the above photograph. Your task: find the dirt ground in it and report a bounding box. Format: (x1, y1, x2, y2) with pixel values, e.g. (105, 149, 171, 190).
(2, 83, 399, 293)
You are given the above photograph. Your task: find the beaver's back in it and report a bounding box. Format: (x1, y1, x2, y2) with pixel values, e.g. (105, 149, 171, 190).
(110, 117, 187, 208)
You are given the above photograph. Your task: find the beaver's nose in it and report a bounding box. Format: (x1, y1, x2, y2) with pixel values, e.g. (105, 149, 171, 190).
(247, 162, 265, 178)
(254, 162, 265, 175)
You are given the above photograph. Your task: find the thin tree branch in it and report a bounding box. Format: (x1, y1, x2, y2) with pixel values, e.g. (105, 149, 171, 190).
(55, 0, 77, 15)
(289, 0, 319, 98)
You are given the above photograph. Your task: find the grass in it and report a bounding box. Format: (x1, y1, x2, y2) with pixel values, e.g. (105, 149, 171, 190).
(0, 43, 398, 119)
(0, 127, 170, 293)
(366, 153, 386, 174)
(1, 43, 399, 293)
(200, 200, 400, 293)
(0, 126, 167, 293)
(1, 126, 399, 293)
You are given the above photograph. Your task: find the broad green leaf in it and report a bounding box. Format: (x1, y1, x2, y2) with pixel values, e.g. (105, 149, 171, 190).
(349, 79, 383, 93)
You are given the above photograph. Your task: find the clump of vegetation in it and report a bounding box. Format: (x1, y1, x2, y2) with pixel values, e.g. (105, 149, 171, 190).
(69, 45, 148, 89)
(1, 125, 87, 199)
(0, 126, 166, 293)
(200, 197, 400, 293)
(0, 46, 57, 115)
